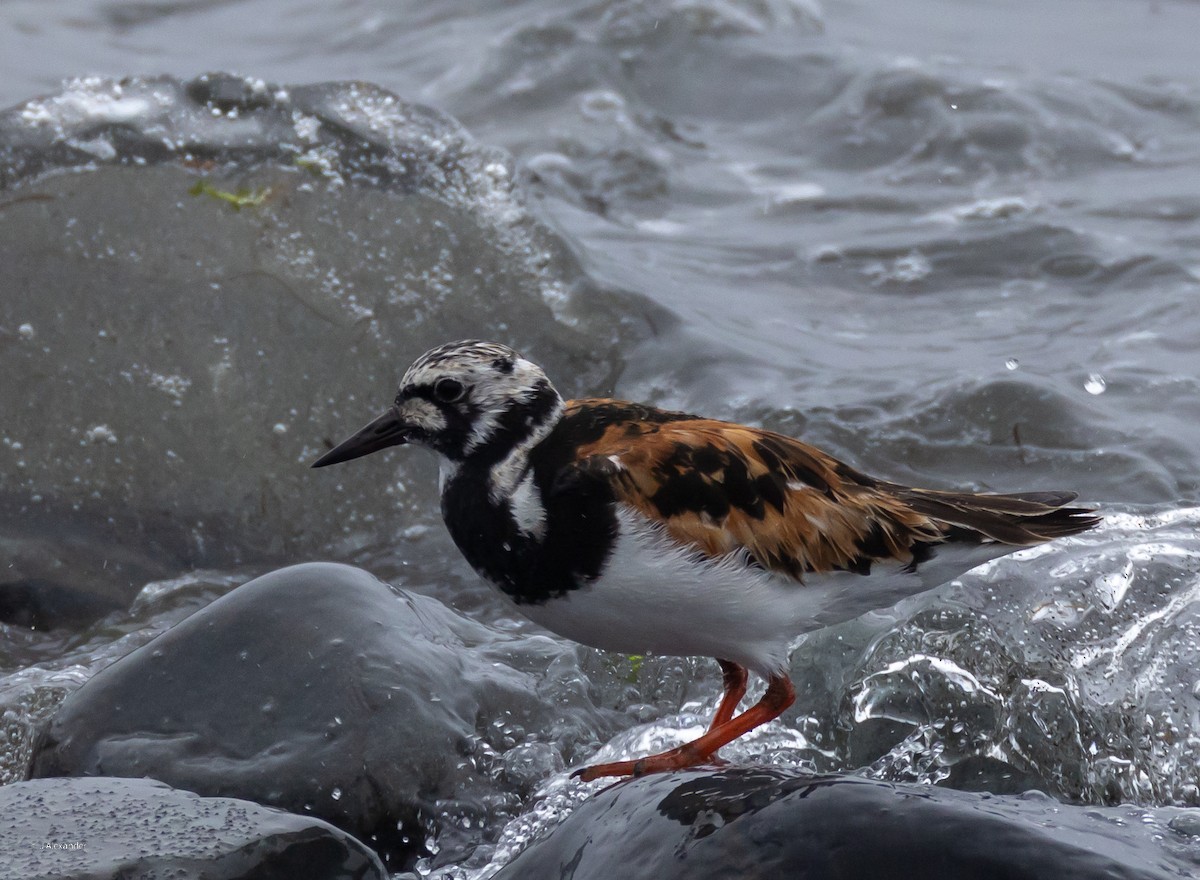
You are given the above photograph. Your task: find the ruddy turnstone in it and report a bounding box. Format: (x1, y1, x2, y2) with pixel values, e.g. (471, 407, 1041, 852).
(313, 340, 1099, 781)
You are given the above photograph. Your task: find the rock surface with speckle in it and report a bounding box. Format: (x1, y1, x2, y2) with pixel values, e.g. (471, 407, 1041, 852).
(0, 775, 387, 880)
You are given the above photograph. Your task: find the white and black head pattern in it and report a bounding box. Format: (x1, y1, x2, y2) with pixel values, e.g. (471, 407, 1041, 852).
(394, 340, 564, 466)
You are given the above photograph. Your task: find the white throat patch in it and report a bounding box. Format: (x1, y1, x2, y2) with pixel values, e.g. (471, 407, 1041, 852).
(508, 472, 547, 539)
(484, 396, 562, 539)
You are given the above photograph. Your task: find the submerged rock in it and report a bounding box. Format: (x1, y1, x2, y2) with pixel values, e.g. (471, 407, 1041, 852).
(1, 775, 386, 880)
(0, 74, 654, 624)
(495, 768, 1195, 880)
(26, 563, 615, 870)
(0, 507, 180, 631)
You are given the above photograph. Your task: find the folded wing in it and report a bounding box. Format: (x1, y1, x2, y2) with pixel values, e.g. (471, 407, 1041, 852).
(561, 399, 1099, 581)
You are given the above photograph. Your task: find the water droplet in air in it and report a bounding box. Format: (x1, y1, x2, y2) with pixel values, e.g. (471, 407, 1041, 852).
(331, 787, 343, 800)
(1084, 374, 1107, 395)
(1005, 358, 1019, 371)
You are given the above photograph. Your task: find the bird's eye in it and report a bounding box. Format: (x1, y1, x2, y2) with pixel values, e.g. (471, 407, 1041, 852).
(433, 378, 466, 403)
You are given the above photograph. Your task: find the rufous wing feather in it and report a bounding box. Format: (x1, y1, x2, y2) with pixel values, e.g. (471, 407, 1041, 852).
(561, 399, 1099, 580)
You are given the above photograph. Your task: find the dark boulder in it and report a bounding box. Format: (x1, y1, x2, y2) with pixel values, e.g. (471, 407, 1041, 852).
(1, 775, 386, 880)
(27, 562, 613, 870)
(494, 768, 1195, 880)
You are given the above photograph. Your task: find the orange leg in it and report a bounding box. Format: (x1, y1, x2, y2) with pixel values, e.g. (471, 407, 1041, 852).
(708, 659, 748, 731)
(573, 671, 795, 782)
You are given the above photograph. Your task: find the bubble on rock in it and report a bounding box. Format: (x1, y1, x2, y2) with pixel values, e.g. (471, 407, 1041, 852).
(148, 373, 191, 400)
(84, 425, 118, 445)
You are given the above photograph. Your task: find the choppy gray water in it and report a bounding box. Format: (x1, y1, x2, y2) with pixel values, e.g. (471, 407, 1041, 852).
(2, 1, 1200, 877)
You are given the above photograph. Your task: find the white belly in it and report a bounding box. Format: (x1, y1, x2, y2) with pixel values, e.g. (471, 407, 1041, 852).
(511, 506, 1012, 676)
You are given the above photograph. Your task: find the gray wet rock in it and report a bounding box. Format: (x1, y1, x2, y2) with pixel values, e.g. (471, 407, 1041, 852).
(1, 775, 386, 880)
(0, 74, 656, 626)
(26, 562, 616, 871)
(495, 769, 1198, 880)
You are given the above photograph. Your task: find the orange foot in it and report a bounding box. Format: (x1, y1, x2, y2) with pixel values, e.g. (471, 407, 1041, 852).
(572, 743, 718, 782)
(572, 671, 795, 783)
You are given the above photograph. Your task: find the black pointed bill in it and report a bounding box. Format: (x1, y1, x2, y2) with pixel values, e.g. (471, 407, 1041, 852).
(312, 407, 412, 468)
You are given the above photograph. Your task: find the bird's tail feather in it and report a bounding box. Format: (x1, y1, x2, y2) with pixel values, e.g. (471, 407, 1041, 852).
(893, 487, 1101, 545)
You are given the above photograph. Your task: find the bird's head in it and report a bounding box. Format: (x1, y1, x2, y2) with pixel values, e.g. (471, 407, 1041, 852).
(312, 340, 563, 469)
